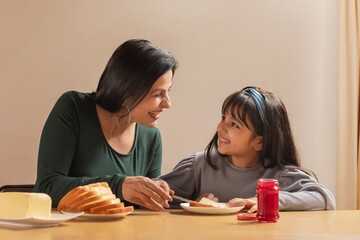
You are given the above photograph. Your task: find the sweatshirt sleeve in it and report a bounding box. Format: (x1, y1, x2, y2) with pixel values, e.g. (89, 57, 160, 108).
(278, 168, 336, 210)
(158, 155, 198, 202)
(33, 92, 127, 207)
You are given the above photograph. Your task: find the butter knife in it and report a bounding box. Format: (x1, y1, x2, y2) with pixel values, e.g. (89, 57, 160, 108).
(172, 195, 193, 203)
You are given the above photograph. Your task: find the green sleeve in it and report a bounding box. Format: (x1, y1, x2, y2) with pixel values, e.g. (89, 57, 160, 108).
(34, 92, 127, 207)
(146, 130, 162, 179)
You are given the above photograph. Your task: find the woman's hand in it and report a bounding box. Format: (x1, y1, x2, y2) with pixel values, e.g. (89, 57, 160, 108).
(195, 193, 219, 202)
(122, 176, 173, 211)
(227, 197, 257, 213)
(153, 179, 175, 196)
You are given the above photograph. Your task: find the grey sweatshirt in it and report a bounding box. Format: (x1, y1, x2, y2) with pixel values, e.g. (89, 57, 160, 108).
(159, 151, 335, 210)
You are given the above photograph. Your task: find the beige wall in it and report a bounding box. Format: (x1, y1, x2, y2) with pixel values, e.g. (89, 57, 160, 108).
(0, 0, 338, 203)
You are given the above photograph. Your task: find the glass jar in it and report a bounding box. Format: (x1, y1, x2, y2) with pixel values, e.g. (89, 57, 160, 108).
(256, 179, 280, 222)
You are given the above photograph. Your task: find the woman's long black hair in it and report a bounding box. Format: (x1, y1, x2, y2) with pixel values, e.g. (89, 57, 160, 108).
(94, 39, 177, 115)
(205, 86, 300, 170)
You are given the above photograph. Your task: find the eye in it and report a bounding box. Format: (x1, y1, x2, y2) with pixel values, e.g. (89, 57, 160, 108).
(153, 91, 163, 98)
(221, 115, 225, 121)
(232, 122, 239, 128)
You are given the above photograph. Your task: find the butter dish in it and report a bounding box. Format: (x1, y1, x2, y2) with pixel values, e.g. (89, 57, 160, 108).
(0, 212, 83, 228)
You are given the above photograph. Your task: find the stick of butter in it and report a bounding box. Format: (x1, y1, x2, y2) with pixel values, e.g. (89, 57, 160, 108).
(0, 192, 52, 218)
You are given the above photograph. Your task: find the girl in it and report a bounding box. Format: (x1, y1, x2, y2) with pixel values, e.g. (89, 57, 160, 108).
(159, 87, 335, 211)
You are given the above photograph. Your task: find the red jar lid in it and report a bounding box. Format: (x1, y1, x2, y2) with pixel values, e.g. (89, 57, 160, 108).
(237, 213, 257, 220)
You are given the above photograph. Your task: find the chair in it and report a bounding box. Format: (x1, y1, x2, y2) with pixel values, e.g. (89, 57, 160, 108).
(0, 184, 34, 193)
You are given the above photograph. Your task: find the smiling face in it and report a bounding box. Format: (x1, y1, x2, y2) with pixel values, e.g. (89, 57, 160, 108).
(217, 110, 263, 167)
(129, 70, 173, 128)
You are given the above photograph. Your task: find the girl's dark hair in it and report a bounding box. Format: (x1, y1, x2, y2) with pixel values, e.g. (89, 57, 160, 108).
(205, 86, 301, 170)
(94, 39, 177, 114)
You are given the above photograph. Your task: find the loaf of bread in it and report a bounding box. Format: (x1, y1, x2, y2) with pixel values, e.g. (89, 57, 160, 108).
(57, 182, 133, 214)
(189, 197, 228, 208)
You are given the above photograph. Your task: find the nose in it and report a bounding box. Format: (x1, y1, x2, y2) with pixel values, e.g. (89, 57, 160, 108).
(217, 121, 226, 134)
(161, 93, 171, 109)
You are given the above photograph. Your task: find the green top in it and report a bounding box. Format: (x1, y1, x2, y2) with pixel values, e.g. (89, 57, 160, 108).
(34, 91, 162, 207)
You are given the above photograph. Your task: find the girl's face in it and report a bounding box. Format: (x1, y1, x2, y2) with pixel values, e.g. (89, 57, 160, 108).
(217, 111, 262, 167)
(130, 70, 173, 128)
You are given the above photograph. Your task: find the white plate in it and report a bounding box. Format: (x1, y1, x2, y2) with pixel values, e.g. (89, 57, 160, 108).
(180, 203, 244, 215)
(0, 212, 83, 228)
(62, 211, 132, 220)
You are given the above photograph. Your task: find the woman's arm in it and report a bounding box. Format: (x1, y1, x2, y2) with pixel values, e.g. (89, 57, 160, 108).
(34, 92, 128, 206)
(145, 129, 163, 179)
(118, 128, 172, 211)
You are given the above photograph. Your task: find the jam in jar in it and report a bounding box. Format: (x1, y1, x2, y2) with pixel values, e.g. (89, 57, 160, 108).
(256, 179, 280, 222)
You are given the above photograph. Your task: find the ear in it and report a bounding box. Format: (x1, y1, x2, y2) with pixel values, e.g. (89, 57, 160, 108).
(254, 136, 263, 151)
(122, 98, 134, 112)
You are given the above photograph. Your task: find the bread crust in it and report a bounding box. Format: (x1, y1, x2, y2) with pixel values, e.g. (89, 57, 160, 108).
(105, 206, 134, 214)
(189, 202, 215, 208)
(89, 202, 125, 214)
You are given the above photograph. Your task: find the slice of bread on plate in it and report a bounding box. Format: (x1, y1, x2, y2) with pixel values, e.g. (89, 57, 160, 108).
(189, 197, 228, 208)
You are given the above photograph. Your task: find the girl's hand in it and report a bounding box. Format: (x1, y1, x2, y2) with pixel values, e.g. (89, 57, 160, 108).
(122, 176, 173, 211)
(195, 193, 219, 202)
(227, 197, 257, 213)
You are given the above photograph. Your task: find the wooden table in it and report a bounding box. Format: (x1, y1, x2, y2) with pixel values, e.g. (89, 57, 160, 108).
(0, 210, 359, 240)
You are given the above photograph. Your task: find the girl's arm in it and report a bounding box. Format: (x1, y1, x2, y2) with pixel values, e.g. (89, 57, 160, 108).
(227, 197, 257, 213)
(278, 168, 336, 210)
(157, 155, 199, 206)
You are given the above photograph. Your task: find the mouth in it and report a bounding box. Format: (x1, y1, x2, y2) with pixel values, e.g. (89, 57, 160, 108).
(218, 136, 230, 144)
(149, 110, 162, 120)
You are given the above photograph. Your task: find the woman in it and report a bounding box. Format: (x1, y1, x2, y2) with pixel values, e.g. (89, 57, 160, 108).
(34, 39, 176, 211)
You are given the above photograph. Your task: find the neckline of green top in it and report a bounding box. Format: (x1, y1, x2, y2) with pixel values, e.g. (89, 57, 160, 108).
(91, 98, 138, 157)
